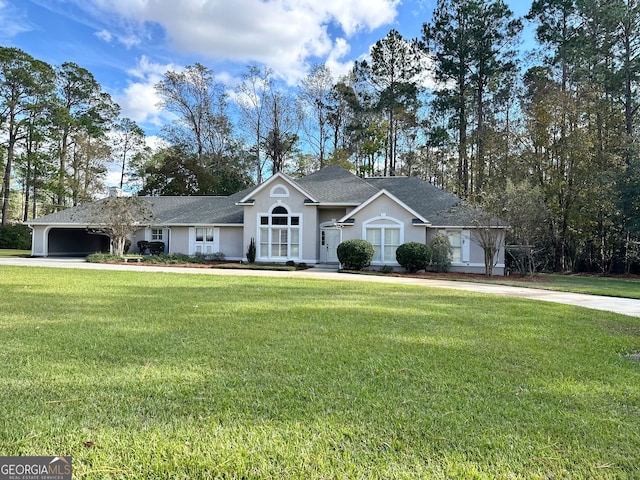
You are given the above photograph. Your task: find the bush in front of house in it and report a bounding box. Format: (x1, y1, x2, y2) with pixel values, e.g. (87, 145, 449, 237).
(246, 237, 256, 263)
(396, 242, 432, 273)
(337, 239, 374, 270)
(430, 233, 453, 272)
(0, 224, 31, 250)
(87, 253, 122, 263)
(144, 253, 207, 264)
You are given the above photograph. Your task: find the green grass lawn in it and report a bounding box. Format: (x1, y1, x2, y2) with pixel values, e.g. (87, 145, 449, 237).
(0, 248, 30, 257)
(453, 273, 640, 300)
(537, 274, 640, 299)
(1, 266, 639, 479)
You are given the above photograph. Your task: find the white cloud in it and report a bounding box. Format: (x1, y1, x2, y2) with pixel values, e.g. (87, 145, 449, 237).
(95, 29, 112, 42)
(325, 38, 353, 80)
(0, 0, 32, 38)
(115, 56, 178, 125)
(78, 0, 400, 82)
(115, 32, 142, 49)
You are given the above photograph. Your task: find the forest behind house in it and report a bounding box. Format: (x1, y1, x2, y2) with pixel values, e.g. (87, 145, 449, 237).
(1, 0, 640, 274)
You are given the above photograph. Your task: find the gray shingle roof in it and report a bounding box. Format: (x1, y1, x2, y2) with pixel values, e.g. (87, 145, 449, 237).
(366, 176, 507, 227)
(365, 176, 461, 224)
(28, 195, 247, 225)
(28, 166, 504, 228)
(296, 164, 378, 203)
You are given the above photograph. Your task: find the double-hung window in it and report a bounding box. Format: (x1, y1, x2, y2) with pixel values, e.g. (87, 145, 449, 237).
(444, 229, 470, 264)
(151, 228, 164, 241)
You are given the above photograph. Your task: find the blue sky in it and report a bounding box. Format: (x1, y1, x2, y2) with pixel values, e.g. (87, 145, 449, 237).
(1, 0, 533, 138)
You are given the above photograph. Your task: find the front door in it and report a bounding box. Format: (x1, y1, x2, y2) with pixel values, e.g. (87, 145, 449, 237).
(320, 228, 341, 264)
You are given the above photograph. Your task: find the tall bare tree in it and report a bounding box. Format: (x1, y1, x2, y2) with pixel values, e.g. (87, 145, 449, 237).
(235, 65, 273, 183)
(298, 64, 334, 168)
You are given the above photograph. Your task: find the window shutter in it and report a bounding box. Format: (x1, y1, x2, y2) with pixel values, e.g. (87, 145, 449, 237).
(462, 230, 470, 263)
(188, 228, 195, 256)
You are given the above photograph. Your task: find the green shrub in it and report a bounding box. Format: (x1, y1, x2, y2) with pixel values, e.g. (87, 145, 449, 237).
(247, 237, 256, 263)
(337, 239, 374, 270)
(144, 253, 207, 264)
(297, 262, 308, 270)
(0, 224, 31, 250)
(285, 260, 295, 267)
(195, 251, 226, 261)
(87, 253, 122, 263)
(380, 265, 394, 274)
(430, 233, 452, 272)
(396, 242, 432, 273)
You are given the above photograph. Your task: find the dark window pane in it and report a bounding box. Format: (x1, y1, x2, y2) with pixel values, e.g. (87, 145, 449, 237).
(272, 206, 288, 214)
(260, 216, 269, 225)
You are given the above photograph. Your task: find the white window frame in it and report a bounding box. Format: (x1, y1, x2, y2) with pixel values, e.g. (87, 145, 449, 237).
(191, 227, 219, 255)
(257, 203, 301, 261)
(269, 184, 290, 198)
(363, 216, 403, 265)
(444, 229, 470, 264)
(151, 228, 164, 241)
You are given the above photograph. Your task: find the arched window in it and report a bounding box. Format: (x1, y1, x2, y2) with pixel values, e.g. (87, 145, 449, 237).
(363, 216, 403, 263)
(270, 184, 290, 198)
(259, 205, 301, 259)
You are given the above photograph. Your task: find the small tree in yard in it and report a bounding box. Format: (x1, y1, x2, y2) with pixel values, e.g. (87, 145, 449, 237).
(246, 237, 256, 263)
(472, 211, 504, 277)
(430, 233, 452, 272)
(82, 197, 155, 256)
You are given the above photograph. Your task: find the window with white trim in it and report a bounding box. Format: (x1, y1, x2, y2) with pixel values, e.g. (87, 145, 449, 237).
(259, 205, 300, 259)
(364, 217, 402, 263)
(270, 184, 290, 197)
(151, 228, 164, 241)
(194, 227, 217, 254)
(444, 229, 470, 263)
(447, 230, 461, 263)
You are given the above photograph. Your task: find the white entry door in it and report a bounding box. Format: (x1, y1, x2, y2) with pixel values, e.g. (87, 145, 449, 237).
(320, 228, 341, 263)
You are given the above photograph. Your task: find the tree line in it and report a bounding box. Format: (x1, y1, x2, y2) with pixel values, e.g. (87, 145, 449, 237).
(1, 0, 639, 273)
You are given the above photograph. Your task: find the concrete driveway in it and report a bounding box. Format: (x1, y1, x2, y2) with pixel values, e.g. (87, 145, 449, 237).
(2, 257, 640, 318)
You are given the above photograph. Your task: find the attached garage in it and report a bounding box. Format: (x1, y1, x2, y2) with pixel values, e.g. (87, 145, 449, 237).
(45, 227, 110, 257)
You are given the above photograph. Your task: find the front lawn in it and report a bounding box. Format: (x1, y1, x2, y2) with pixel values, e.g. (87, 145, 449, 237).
(535, 274, 640, 299)
(398, 271, 640, 300)
(1, 266, 639, 478)
(0, 248, 30, 257)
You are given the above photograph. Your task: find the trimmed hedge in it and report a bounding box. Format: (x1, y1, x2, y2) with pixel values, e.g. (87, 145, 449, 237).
(0, 225, 31, 250)
(337, 239, 374, 270)
(87, 253, 122, 263)
(396, 242, 432, 273)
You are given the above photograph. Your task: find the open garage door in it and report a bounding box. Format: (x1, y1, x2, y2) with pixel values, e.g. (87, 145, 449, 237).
(47, 228, 110, 257)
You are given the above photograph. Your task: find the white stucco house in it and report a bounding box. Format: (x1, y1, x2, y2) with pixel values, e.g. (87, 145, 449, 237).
(27, 165, 507, 274)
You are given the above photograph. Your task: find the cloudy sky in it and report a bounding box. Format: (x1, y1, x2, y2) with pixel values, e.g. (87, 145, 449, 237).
(0, 0, 532, 137)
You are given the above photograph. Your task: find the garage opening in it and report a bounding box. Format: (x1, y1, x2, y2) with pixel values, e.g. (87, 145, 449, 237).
(48, 228, 110, 257)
